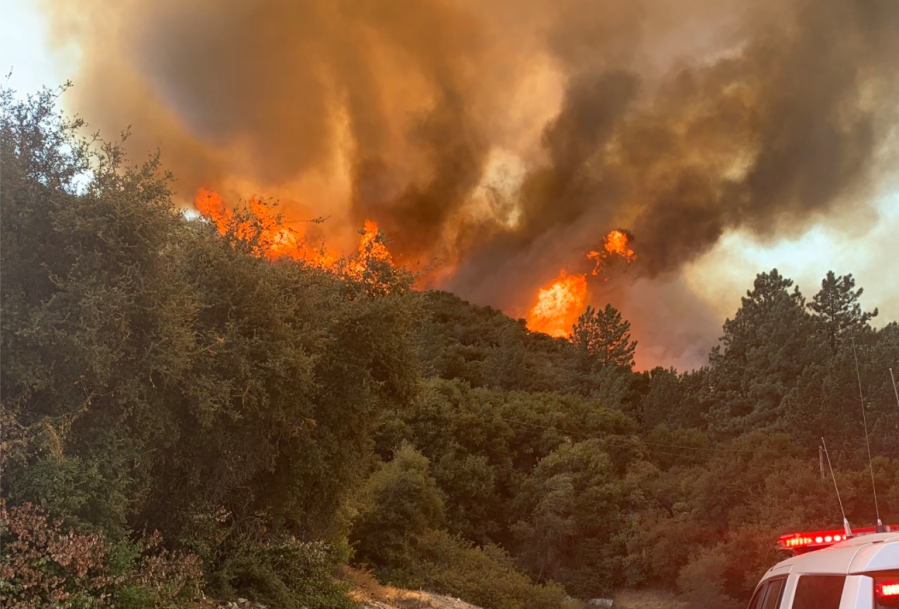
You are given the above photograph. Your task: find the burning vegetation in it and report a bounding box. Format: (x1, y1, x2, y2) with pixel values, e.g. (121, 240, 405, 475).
(526, 272, 589, 338)
(589, 230, 637, 276)
(4, 83, 899, 609)
(527, 229, 637, 337)
(198, 185, 636, 341)
(52, 0, 899, 364)
(195, 188, 392, 279)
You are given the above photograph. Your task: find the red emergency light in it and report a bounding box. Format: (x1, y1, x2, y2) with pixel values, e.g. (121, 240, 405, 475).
(778, 524, 895, 554)
(877, 579, 899, 607)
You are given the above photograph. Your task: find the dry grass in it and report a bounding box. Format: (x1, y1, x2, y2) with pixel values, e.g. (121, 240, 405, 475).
(341, 566, 484, 609)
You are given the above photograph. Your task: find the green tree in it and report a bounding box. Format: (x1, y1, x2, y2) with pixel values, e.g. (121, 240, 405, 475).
(782, 322, 899, 456)
(351, 443, 445, 568)
(511, 439, 627, 597)
(705, 269, 825, 435)
(1, 86, 421, 606)
(640, 367, 709, 432)
(808, 271, 878, 351)
(570, 304, 637, 369)
(1, 85, 194, 536)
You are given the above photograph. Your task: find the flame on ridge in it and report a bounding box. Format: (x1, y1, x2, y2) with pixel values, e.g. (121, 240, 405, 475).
(194, 188, 389, 272)
(525, 272, 588, 338)
(526, 229, 637, 338)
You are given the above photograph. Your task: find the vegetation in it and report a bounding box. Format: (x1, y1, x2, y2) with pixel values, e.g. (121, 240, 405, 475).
(2, 86, 897, 608)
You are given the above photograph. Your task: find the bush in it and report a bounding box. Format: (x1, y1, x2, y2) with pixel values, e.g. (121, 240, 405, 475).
(0, 501, 203, 609)
(385, 529, 568, 609)
(352, 442, 445, 567)
(677, 544, 741, 609)
(209, 537, 354, 609)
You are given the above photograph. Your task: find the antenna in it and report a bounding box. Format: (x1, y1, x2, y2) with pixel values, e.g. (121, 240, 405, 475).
(890, 368, 899, 419)
(851, 337, 884, 533)
(822, 437, 852, 539)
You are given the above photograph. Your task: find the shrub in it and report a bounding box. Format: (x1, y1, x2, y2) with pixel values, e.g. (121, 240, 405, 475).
(209, 537, 354, 609)
(352, 443, 445, 567)
(0, 501, 203, 609)
(385, 529, 567, 609)
(676, 544, 741, 609)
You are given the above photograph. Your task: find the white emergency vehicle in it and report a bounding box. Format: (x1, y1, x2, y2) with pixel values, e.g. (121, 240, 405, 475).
(749, 524, 899, 609)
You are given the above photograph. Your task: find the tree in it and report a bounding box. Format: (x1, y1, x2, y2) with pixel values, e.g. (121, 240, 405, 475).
(511, 439, 627, 597)
(570, 304, 637, 369)
(782, 321, 899, 456)
(641, 367, 709, 432)
(350, 443, 445, 569)
(1, 85, 423, 601)
(808, 271, 878, 351)
(705, 270, 825, 435)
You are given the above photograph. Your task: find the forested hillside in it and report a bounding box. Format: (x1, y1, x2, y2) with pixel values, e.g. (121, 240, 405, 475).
(2, 88, 898, 609)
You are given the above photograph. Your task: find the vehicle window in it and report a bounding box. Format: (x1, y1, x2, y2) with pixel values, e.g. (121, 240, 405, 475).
(792, 575, 845, 609)
(748, 583, 766, 609)
(748, 578, 787, 609)
(761, 577, 786, 609)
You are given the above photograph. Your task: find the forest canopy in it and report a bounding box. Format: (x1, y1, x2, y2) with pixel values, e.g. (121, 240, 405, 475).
(2, 87, 898, 609)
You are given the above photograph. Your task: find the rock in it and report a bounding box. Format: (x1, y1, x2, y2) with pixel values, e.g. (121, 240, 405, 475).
(587, 600, 614, 608)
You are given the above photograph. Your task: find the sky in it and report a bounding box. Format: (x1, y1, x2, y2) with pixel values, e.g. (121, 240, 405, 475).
(2, 0, 896, 370)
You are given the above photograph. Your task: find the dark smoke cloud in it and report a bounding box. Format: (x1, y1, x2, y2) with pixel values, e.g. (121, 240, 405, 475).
(43, 0, 899, 367)
(452, 0, 899, 291)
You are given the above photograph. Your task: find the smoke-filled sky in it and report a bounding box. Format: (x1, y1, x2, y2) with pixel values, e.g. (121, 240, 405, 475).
(3, 0, 898, 369)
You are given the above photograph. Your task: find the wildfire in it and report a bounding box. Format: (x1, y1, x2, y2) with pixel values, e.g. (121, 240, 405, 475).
(588, 229, 636, 276)
(526, 272, 588, 338)
(527, 229, 637, 338)
(194, 188, 388, 272)
(197, 188, 632, 337)
(348, 219, 394, 280)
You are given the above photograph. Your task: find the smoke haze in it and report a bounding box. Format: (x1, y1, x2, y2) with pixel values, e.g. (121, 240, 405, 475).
(43, 0, 899, 368)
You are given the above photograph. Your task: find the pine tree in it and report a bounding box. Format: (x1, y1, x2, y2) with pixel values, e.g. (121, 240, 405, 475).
(569, 304, 637, 369)
(705, 269, 825, 434)
(807, 271, 878, 350)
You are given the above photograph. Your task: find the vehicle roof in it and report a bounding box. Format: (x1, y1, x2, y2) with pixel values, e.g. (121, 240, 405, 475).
(761, 532, 899, 580)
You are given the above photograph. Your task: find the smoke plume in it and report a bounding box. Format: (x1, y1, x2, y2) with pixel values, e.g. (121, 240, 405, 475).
(44, 0, 899, 367)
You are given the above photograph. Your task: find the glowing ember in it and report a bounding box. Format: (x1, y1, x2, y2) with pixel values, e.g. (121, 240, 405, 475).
(588, 229, 637, 276)
(526, 271, 588, 338)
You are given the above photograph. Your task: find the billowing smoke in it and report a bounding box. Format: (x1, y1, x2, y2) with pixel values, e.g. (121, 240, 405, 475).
(44, 0, 899, 367)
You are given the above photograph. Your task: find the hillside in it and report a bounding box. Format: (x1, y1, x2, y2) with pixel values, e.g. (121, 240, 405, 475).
(2, 88, 898, 609)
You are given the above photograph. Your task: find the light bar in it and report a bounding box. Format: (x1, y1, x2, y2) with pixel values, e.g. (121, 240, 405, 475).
(778, 524, 895, 554)
(779, 529, 846, 551)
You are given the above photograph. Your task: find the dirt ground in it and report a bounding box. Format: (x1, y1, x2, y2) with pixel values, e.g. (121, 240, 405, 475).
(610, 589, 688, 609)
(193, 568, 687, 609)
(344, 567, 483, 609)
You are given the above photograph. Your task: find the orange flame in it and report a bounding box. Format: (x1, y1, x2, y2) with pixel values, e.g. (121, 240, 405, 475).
(526, 271, 588, 338)
(358, 220, 392, 265)
(588, 229, 637, 276)
(527, 229, 637, 337)
(347, 219, 393, 277)
(194, 188, 388, 271)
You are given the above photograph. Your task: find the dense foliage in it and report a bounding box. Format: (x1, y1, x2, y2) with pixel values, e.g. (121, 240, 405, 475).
(2, 87, 897, 608)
